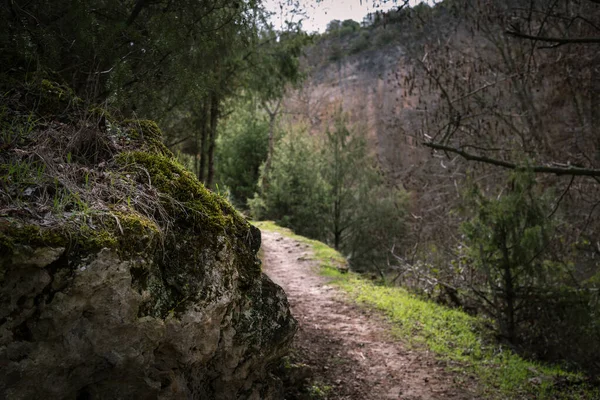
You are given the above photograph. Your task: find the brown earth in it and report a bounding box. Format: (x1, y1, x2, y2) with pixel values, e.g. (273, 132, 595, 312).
(261, 229, 481, 400)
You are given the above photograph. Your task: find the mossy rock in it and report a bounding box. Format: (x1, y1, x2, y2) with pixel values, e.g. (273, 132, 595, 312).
(116, 150, 249, 235)
(0, 221, 119, 256)
(0, 223, 68, 251)
(0, 207, 162, 258)
(112, 211, 162, 255)
(121, 119, 173, 157)
(0, 79, 297, 398)
(27, 79, 81, 117)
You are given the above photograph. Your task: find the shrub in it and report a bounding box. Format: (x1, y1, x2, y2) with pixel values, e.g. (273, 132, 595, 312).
(252, 111, 407, 273)
(249, 128, 328, 240)
(460, 171, 557, 343)
(350, 31, 371, 54)
(215, 102, 269, 208)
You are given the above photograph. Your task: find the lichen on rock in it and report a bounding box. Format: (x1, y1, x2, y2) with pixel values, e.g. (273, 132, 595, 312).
(0, 79, 297, 399)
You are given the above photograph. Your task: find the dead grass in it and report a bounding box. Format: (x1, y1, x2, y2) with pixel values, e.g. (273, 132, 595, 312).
(0, 82, 175, 249)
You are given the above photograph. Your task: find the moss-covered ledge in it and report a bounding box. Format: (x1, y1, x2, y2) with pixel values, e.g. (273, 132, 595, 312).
(115, 150, 249, 236)
(0, 80, 295, 400)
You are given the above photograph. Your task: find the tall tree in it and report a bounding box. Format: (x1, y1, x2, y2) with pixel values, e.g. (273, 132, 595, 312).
(215, 99, 270, 206)
(247, 27, 309, 190)
(321, 110, 368, 250)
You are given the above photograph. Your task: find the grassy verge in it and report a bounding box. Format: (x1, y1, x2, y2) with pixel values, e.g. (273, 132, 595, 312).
(255, 221, 599, 400)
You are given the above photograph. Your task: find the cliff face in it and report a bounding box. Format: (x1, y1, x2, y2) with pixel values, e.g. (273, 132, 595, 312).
(284, 37, 430, 187)
(0, 80, 296, 399)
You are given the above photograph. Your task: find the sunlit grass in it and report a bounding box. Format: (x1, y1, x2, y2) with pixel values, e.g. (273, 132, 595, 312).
(255, 220, 599, 400)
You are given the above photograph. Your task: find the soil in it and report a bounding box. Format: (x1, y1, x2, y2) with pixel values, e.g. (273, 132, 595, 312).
(261, 229, 481, 400)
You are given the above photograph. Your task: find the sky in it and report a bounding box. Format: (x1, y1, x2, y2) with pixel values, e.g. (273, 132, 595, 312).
(264, 0, 428, 33)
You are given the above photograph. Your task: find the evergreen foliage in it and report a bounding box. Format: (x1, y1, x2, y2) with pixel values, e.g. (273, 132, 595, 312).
(215, 100, 269, 208)
(250, 127, 329, 240)
(251, 111, 407, 272)
(320, 111, 407, 270)
(460, 170, 600, 365)
(460, 171, 556, 343)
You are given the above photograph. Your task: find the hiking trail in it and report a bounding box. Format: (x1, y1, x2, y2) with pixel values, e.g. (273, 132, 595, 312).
(261, 229, 480, 400)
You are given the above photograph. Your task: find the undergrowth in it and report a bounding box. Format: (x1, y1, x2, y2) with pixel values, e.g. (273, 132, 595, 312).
(255, 221, 600, 400)
(0, 78, 246, 259)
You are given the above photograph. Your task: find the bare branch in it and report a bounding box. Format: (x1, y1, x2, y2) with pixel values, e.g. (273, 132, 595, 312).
(548, 175, 575, 218)
(505, 30, 600, 45)
(423, 142, 600, 177)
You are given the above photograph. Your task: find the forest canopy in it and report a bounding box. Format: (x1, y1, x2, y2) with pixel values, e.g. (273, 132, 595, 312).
(1, 0, 308, 187)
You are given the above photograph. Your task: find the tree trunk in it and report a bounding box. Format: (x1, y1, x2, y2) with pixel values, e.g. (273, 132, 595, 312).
(198, 98, 209, 182)
(206, 91, 220, 188)
(260, 99, 282, 191)
(333, 198, 342, 250)
(501, 236, 517, 344)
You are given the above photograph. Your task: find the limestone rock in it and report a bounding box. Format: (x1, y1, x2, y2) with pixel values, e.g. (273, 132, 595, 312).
(0, 90, 297, 399)
(0, 238, 296, 399)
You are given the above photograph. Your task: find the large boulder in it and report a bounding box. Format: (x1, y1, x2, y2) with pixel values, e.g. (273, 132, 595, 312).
(0, 92, 297, 399)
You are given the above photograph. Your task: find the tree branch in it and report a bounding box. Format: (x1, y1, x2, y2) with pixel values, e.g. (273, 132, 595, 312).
(423, 142, 600, 177)
(505, 30, 600, 45)
(548, 175, 575, 218)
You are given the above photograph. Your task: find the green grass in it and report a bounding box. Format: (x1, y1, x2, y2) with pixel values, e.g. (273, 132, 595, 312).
(255, 220, 599, 400)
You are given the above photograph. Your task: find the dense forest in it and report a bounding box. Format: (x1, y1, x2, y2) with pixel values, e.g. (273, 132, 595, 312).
(1, 0, 600, 398)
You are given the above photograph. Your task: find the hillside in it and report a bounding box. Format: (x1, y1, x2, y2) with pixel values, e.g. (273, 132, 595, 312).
(275, 1, 600, 377)
(2, 0, 600, 398)
(283, 31, 427, 184)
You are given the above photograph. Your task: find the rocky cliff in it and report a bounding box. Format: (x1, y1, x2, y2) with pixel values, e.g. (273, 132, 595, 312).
(283, 32, 431, 187)
(0, 79, 296, 399)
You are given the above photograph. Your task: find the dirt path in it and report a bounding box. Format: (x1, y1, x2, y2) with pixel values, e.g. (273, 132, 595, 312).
(261, 230, 479, 400)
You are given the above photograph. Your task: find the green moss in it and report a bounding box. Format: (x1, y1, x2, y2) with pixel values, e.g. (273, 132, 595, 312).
(30, 79, 81, 116)
(122, 120, 161, 140)
(121, 119, 173, 157)
(112, 211, 161, 254)
(87, 106, 116, 124)
(7, 224, 68, 248)
(77, 225, 118, 252)
(0, 232, 15, 255)
(115, 211, 160, 233)
(116, 151, 249, 235)
(68, 211, 160, 255)
(0, 221, 120, 255)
